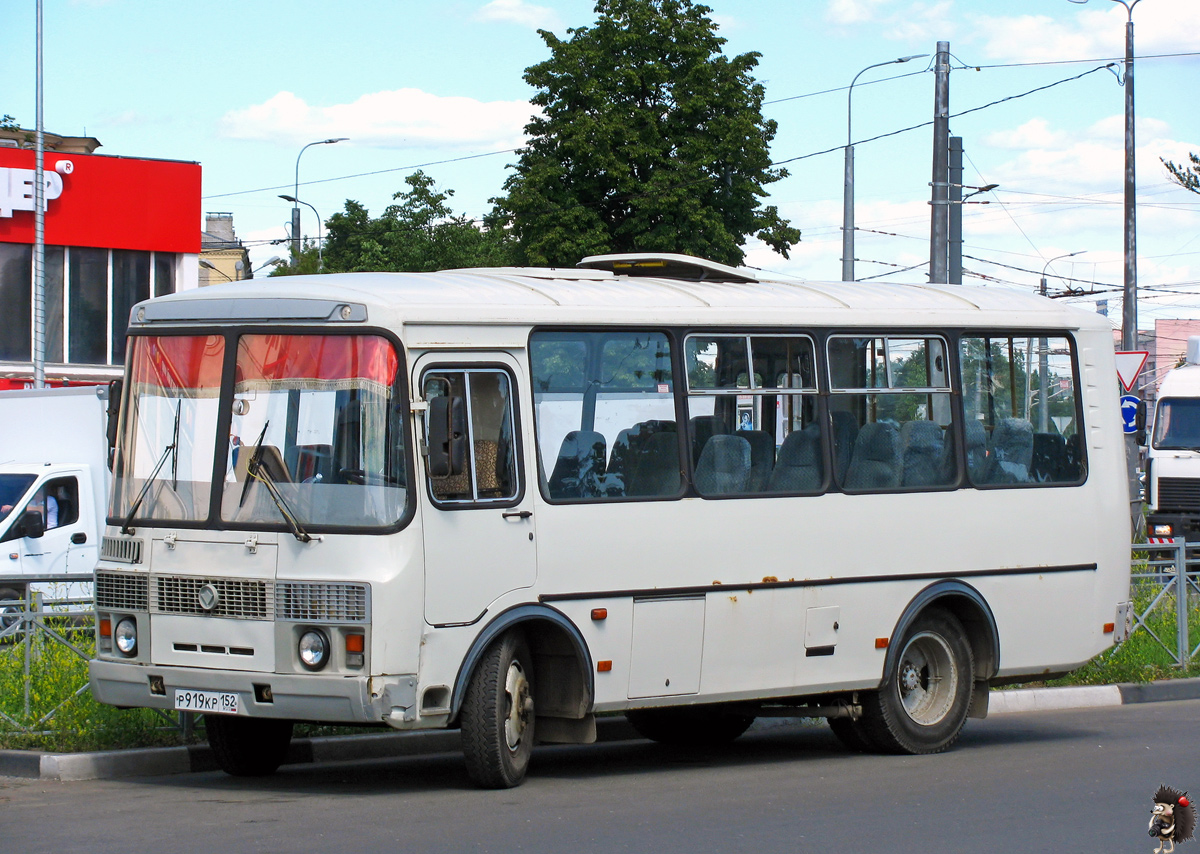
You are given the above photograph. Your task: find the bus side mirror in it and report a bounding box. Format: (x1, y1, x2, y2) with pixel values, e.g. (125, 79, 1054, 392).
(106, 379, 123, 472)
(19, 511, 44, 540)
(427, 395, 466, 477)
(1135, 400, 1147, 446)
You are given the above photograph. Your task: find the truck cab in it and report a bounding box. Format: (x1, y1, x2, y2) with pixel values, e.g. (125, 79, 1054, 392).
(1145, 337, 1200, 539)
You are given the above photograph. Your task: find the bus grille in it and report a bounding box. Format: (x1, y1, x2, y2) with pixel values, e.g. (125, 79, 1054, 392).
(153, 576, 272, 620)
(275, 582, 370, 623)
(1158, 478, 1200, 512)
(95, 571, 149, 611)
(100, 536, 143, 564)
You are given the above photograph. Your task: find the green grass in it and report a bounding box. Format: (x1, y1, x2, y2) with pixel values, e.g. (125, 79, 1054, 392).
(0, 617, 191, 752)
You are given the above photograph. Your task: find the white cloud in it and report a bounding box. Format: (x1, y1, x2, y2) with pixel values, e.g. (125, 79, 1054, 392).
(219, 89, 536, 150)
(824, 0, 954, 41)
(972, 0, 1200, 63)
(475, 0, 562, 31)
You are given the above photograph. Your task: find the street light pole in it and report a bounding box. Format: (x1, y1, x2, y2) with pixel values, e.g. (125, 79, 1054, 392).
(292, 137, 347, 261)
(280, 195, 325, 270)
(842, 53, 927, 283)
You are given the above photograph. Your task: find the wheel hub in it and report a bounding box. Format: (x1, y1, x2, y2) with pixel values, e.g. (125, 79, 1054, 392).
(899, 661, 922, 693)
(504, 661, 532, 751)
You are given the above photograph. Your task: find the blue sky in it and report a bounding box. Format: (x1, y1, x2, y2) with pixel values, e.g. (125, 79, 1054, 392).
(3, 0, 1199, 337)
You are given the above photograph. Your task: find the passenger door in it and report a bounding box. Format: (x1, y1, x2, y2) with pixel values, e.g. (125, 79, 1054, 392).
(416, 355, 537, 625)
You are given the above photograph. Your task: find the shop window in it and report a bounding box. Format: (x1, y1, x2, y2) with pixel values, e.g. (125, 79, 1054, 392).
(0, 243, 32, 361)
(69, 247, 107, 364)
(112, 250, 150, 363)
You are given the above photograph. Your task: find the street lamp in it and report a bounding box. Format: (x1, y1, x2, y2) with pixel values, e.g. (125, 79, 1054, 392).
(292, 137, 347, 260)
(1038, 250, 1086, 432)
(280, 196, 325, 270)
(235, 256, 283, 279)
(842, 54, 927, 282)
(198, 259, 234, 283)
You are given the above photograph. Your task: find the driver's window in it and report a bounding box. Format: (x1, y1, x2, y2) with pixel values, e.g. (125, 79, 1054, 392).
(423, 368, 519, 505)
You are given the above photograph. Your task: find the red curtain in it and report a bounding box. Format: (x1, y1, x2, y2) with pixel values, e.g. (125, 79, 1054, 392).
(130, 335, 225, 392)
(235, 335, 398, 388)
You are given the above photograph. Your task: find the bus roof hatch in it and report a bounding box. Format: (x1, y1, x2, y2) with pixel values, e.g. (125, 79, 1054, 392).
(577, 253, 759, 283)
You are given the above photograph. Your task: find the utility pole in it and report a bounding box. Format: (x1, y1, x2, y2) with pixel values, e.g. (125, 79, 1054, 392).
(948, 137, 963, 285)
(1120, 5, 1139, 353)
(928, 41, 951, 284)
(33, 0, 45, 389)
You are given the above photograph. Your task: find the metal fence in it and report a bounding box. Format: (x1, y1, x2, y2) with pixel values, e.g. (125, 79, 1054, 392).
(1129, 538, 1200, 667)
(0, 575, 189, 739)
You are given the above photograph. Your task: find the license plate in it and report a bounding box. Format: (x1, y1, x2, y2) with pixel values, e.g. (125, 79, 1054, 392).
(173, 689, 239, 715)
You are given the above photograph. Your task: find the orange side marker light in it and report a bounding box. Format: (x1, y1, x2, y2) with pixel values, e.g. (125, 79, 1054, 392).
(591, 608, 607, 621)
(597, 660, 612, 672)
(1103, 622, 1115, 634)
(875, 637, 889, 649)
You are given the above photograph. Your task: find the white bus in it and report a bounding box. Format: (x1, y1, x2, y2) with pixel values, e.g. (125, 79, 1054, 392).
(89, 253, 1131, 788)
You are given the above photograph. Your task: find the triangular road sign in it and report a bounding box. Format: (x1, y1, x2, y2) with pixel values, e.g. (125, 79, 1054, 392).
(1114, 350, 1149, 392)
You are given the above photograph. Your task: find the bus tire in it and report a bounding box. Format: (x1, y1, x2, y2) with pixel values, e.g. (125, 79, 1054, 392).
(626, 706, 755, 745)
(461, 630, 536, 789)
(205, 715, 293, 777)
(860, 608, 973, 755)
(827, 716, 875, 752)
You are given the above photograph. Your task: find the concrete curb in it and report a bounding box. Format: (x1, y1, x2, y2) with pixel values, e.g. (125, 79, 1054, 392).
(4, 679, 1199, 781)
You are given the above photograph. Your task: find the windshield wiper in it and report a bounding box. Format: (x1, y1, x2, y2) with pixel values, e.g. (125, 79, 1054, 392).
(238, 421, 316, 543)
(120, 401, 180, 534)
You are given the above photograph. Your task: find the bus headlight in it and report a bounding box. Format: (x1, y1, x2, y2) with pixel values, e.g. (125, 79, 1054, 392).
(298, 629, 329, 671)
(114, 617, 138, 656)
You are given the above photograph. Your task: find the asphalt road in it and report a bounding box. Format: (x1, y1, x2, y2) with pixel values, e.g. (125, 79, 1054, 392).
(2, 701, 1197, 854)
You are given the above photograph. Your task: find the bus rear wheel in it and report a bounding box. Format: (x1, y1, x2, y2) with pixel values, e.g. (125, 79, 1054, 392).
(205, 715, 293, 776)
(860, 608, 973, 755)
(461, 631, 536, 789)
(626, 706, 755, 745)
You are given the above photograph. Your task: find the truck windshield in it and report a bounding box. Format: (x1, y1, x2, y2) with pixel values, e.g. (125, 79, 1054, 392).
(1153, 397, 1200, 450)
(0, 474, 36, 524)
(113, 332, 408, 531)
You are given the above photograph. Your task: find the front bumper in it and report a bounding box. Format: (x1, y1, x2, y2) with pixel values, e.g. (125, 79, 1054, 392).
(88, 659, 418, 725)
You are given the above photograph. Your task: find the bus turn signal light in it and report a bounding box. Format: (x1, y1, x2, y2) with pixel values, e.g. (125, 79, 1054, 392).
(591, 608, 607, 621)
(597, 660, 612, 672)
(1103, 622, 1115, 634)
(99, 618, 111, 638)
(345, 633, 365, 653)
(875, 637, 889, 649)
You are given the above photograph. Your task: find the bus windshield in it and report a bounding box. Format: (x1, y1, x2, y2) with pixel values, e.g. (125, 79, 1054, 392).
(112, 332, 408, 531)
(1154, 397, 1200, 451)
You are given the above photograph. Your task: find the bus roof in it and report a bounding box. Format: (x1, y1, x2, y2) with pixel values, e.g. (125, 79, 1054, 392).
(136, 263, 1111, 333)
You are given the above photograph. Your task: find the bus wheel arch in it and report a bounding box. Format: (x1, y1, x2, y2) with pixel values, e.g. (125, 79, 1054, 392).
(451, 604, 594, 732)
(857, 581, 999, 755)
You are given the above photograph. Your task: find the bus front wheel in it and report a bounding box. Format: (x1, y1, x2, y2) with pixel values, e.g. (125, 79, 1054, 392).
(461, 631, 536, 789)
(205, 715, 293, 776)
(860, 608, 974, 755)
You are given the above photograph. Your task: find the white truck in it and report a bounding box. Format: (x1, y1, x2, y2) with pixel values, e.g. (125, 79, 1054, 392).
(0, 385, 115, 611)
(1144, 336, 1200, 540)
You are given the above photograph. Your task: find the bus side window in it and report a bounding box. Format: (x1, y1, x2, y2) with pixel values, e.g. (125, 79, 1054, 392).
(423, 369, 519, 504)
(959, 335, 1084, 487)
(827, 335, 956, 492)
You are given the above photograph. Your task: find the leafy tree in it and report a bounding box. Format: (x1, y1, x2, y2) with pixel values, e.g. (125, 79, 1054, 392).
(0, 115, 18, 130)
(321, 171, 514, 273)
(1164, 152, 1200, 194)
(268, 240, 321, 276)
(488, 0, 799, 268)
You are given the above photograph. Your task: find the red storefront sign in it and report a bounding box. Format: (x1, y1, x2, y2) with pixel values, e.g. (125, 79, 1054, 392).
(0, 148, 200, 254)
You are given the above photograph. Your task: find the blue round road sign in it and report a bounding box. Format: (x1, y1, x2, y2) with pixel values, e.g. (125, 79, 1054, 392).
(1120, 394, 1140, 433)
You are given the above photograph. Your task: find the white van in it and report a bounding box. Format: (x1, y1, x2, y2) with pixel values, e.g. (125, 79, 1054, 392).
(0, 385, 114, 610)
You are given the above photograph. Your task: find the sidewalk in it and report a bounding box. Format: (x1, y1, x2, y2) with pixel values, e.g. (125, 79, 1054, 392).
(5, 678, 1199, 782)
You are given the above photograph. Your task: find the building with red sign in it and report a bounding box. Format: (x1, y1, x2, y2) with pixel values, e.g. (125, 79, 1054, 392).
(0, 128, 200, 388)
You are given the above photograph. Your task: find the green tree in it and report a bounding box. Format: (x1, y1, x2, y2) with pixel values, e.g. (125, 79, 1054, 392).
(320, 171, 514, 273)
(488, 0, 799, 268)
(1164, 152, 1200, 194)
(268, 240, 321, 276)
